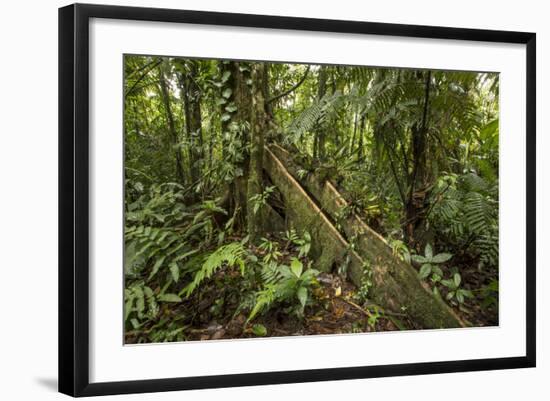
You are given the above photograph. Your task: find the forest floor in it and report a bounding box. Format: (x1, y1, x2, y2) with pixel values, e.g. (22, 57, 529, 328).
(126, 272, 403, 343)
(124, 147, 497, 344)
(183, 271, 404, 342)
(125, 232, 496, 344)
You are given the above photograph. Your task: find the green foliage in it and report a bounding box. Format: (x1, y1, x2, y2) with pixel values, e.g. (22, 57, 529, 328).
(430, 172, 499, 269)
(125, 282, 159, 324)
(390, 239, 411, 264)
(440, 272, 474, 305)
(283, 229, 311, 258)
(180, 242, 247, 298)
(252, 323, 268, 337)
(124, 55, 500, 340)
(258, 237, 283, 263)
(247, 258, 319, 322)
(124, 185, 205, 283)
(480, 279, 499, 309)
(412, 244, 453, 281)
(367, 306, 381, 329)
(355, 260, 374, 304)
(249, 186, 276, 215)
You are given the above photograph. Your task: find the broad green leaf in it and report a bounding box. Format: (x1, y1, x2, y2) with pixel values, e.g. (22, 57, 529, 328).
(134, 287, 145, 314)
(143, 286, 153, 298)
(225, 104, 238, 113)
(453, 273, 461, 287)
(170, 262, 179, 283)
(418, 264, 432, 279)
(148, 255, 166, 280)
(124, 242, 137, 273)
(411, 254, 428, 264)
(432, 253, 453, 264)
(424, 244, 433, 260)
(297, 287, 308, 307)
(222, 88, 232, 98)
(124, 299, 133, 321)
(440, 279, 455, 289)
(158, 293, 182, 302)
(221, 70, 231, 83)
(432, 265, 444, 277)
(290, 258, 303, 277)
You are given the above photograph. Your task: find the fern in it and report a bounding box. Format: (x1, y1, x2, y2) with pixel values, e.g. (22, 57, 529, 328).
(430, 172, 498, 268)
(181, 242, 246, 298)
(474, 232, 499, 268)
(247, 284, 278, 322)
(260, 261, 285, 285)
(286, 92, 346, 145)
(463, 192, 495, 234)
(247, 259, 319, 322)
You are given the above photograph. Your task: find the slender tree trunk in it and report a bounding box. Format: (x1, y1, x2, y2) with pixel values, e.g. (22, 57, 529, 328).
(247, 64, 267, 242)
(404, 70, 431, 248)
(350, 108, 358, 155)
(357, 115, 365, 162)
(316, 66, 328, 161)
(219, 61, 252, 229)
(158, 64, 185, 185)
(177, 60, 203, 197)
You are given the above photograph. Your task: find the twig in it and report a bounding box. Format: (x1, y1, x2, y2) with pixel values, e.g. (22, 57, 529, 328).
(340, 297, 407, 318)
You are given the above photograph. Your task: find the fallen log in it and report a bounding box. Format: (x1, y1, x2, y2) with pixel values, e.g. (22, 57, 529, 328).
(268, 143, 464, 329)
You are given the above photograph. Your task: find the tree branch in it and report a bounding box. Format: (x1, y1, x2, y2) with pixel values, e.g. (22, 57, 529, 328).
(125, 59, 162, 98)
(267, 66, 310, 104)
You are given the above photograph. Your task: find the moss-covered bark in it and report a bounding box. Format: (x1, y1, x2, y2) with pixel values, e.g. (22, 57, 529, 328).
(263, 147, 364, 275)
(247, 64, 266, 242)
(269, 143, 464, 329)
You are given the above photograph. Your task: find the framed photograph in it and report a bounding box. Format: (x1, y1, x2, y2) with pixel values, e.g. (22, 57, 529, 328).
(59, 3, 536, 397)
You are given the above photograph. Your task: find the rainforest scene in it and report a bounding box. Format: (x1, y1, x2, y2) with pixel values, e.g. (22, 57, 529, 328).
(124, 55, 499, 344)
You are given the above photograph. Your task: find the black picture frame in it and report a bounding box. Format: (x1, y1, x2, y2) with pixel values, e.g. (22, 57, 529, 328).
(59, 3, 536, 397)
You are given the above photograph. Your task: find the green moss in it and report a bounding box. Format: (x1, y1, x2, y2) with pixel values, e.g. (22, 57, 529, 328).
(267, 144, 464, 329)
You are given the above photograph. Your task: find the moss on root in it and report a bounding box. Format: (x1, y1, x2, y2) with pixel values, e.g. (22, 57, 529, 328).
(268, 143, 464, 329)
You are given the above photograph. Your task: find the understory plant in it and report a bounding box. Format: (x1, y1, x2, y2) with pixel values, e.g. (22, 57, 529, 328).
(247, 258, 319, 322)
(412, 244, 453, 282)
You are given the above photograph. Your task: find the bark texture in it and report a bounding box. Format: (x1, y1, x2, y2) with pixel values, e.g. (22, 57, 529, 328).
(263, 147, 364, 276)
(269, 143, 464, 329)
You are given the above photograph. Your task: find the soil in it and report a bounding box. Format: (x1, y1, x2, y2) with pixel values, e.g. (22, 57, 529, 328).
(166, 272, 403, 343)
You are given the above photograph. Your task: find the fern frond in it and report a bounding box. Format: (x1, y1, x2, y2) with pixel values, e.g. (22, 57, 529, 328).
(247, 284, 277, 322)
(260, 261, 285, 285)
(181, 242, 246, 298)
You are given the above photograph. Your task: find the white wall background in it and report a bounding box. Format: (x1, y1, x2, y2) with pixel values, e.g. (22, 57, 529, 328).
(0, 0, 546, 399)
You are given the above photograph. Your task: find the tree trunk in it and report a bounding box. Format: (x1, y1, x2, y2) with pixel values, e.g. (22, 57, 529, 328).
(157, 64, 185, 185)
(247, 64, 267, 242)
(357, 115, 365, 162)
(219, 61, 252, 229)
(404, 70, 431, 248)
(315, 66, 328, 161)
(268, 143, 464, 329)
(177, 60, 203, 197)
